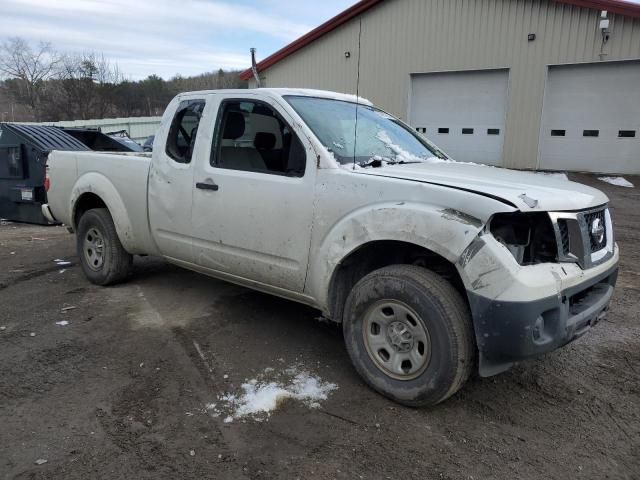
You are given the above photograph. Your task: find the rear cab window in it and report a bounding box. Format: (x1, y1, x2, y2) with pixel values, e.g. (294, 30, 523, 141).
(166, 99, 206, 163)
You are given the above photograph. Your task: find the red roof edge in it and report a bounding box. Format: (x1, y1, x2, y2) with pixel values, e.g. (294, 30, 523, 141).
(239, 0, 383, 81)
(552, 0, 640, 18)
(240, 0, 640, 81)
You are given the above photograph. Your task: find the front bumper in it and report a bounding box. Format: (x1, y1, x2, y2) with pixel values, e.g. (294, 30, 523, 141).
(468, 261, 618, 376)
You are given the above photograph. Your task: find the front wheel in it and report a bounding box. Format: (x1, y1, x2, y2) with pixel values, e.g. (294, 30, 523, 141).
(343, 265, 475, 406)
(76, 208, 133, 286)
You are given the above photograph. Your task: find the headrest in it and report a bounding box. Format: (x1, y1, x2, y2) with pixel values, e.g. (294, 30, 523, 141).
(223, 111, 245, 139)
(254, 132, 276, 150)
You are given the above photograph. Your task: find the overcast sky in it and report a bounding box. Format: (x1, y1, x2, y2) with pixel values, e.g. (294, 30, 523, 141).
(0, 0, 356, 80)
(2, 0, 639, 80)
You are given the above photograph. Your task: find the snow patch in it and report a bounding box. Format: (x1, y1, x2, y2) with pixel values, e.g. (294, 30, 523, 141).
(375, 130, 428, 164)
(55, 320, 69, 326)
(337, 129, 483, 170)
(209, 366, 337, 421)
(598, 176, 634, 188)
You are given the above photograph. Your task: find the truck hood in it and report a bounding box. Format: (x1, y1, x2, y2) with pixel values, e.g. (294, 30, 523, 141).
(354, 162, 608, 211)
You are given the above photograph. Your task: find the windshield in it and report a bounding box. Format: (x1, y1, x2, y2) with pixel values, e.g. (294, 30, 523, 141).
(285, 95, 448, 166)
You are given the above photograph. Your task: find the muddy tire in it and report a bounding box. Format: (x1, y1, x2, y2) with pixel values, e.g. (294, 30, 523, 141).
(343, 265, 474, 407)
(76, 208, 133, 286)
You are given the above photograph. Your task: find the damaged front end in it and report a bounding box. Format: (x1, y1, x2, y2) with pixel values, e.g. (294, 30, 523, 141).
(489, 212, 558, 265)
(458, 206, 619, 377)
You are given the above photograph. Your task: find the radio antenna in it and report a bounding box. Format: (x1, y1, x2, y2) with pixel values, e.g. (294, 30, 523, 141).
(352, 17, 362, 170)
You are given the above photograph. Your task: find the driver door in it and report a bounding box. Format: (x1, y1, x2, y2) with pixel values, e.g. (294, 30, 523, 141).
(191, 95, 316, 292)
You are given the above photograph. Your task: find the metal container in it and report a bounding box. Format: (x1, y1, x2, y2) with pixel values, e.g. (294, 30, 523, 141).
(0, 123, 89, 224)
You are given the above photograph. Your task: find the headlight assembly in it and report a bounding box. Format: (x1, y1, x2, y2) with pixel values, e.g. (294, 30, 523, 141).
(489, 212, 558, 265)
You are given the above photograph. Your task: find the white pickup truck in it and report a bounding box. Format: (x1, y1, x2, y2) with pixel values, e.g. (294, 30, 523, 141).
(43, 88, 619, 406)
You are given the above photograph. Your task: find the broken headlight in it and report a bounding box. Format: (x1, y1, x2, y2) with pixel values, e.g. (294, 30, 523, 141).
(489, 212, 558, 265)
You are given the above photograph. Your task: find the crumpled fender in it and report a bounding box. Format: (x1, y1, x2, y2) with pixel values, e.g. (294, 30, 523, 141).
(70, 172, 139, 253)
(306, 201, 485, 309)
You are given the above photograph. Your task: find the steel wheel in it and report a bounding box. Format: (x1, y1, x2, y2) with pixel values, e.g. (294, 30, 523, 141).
(362, 300, 432, 380)
(83, 227, 105, 271)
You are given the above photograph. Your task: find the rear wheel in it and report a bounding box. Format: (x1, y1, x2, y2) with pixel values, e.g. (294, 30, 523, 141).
(343, 265, 474, 406)
(76, 208, 132, 285)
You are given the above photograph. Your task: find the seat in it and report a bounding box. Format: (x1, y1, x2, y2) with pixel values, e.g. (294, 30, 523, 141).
(286, 134, 306, 176)
(254, 132, 276, 152)
(254, 132, 285, 171)
(218, 111, 266, 171)
(219, 147, 267, 171)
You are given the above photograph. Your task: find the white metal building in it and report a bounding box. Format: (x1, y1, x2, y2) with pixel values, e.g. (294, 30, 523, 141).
(24, 117, 161, 142)
(241, 0, 640, 174)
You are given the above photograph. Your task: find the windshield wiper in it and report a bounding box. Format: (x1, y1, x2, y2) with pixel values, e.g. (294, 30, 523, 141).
(358, 158, 421, 168)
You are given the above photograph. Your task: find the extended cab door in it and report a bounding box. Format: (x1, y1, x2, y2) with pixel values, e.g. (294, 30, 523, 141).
(191, 94, 316, 292)
(148, 96, 207, 261)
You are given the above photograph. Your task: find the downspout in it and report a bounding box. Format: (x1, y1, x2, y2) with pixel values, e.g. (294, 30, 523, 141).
(250, 48, 262, 88)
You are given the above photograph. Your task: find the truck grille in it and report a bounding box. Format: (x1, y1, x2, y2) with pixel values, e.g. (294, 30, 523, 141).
(550, 206, 612, 269)
(583, 209, 607, 252)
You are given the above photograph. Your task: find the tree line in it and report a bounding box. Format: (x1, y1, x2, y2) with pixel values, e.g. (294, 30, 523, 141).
(0, 37, 248, 122)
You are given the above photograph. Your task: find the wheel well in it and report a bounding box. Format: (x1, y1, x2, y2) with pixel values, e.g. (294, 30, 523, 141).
(73, 193, 107, 229)
(327, 240, 466, 323)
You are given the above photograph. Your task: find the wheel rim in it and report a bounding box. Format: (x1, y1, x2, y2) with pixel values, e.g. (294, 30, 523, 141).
(362, 300, 431, 381)
(83, 227, 106, 271)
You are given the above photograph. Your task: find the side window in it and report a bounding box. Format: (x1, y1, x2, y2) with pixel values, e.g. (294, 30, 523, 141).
(166, 99, 205, 163)
(212, 100, 306, 177)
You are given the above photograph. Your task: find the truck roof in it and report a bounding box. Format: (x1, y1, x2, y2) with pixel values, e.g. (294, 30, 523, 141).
(176, 88, 373, 106)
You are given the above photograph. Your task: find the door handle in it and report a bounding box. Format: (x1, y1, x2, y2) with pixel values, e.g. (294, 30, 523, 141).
(196, 182, 219, 191)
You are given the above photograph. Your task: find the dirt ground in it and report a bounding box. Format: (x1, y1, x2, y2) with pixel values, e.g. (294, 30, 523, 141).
(1, 173, 638, 480)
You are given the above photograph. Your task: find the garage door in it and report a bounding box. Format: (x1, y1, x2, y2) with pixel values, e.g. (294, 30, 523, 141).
(409, 69, 509, 165)
(539, 61, 640, 174)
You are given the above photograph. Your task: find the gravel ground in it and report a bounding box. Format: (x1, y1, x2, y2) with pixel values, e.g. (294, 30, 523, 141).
(0, 174, 638, 479)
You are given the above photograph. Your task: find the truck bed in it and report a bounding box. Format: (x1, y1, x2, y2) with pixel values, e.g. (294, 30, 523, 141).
(46, 150, 156, 255)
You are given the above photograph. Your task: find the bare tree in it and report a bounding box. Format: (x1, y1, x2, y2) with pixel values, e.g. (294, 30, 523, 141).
(0, 37, 61, 120)
(43, 52, 124, 120)
(94, 54, 122, 118)
(0, 37, 247, 122)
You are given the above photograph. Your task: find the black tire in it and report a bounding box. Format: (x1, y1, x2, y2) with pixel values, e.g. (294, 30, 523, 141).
(76, 208, 133, 286)
(343, 265, 474, 406)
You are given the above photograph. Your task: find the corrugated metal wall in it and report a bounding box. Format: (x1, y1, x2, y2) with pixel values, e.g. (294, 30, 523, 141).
(250, 0, 640, 170)
(20, 116, 161, 142)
